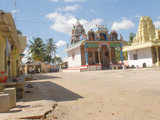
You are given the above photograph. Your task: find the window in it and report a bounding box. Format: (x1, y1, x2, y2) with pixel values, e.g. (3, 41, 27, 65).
(133, 54, 138, 60)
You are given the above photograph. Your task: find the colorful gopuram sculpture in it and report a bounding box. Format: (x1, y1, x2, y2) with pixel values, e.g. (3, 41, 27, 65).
(123, 16, 160, 68)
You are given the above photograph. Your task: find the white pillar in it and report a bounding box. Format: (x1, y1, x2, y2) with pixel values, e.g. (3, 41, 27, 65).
(156, 47, 160, 66)
(98, 48, 101, 64)
(109, 47, 112, 64)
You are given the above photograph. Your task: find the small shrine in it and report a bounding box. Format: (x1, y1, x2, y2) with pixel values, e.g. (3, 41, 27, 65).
(65, 20, 125, 71)
(123, 16, 160, 68)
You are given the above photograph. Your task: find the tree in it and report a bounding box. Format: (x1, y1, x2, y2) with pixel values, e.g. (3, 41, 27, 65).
(52, 56, 62, 65)
(115, 48, 128, 62)
(45, 38, 57, 63)
(29, 37, 46, 62)
(129, 33, 136, 44)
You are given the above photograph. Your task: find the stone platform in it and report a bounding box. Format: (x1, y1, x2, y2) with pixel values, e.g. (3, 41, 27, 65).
(0, 94, 10, 113)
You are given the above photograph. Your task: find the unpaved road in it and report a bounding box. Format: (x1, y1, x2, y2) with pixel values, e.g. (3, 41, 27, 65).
(1, 69, 160, 120)
(52, 69, 160, 120)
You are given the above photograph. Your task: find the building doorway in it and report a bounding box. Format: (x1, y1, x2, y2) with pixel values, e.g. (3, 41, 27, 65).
(101, 45, 110, 69)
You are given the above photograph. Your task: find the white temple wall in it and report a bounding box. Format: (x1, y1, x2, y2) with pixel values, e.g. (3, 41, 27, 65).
(127, 47, 153, 68)
(67, 47, 82, 68)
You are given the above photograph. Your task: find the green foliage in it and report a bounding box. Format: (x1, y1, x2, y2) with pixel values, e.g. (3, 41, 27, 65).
(115, 48, 128, 62)
(129, 33, 136, 44)
(52, 56, 62, 65)
(29, 37, 62, 64)
(115, 48, 121, 62)
(29, 37, 46, 62)
(45, 38, 57, 63)
(123, 51, 128, 60)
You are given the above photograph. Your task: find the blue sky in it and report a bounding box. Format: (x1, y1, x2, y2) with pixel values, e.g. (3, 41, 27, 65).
(1, 0, 160, 59)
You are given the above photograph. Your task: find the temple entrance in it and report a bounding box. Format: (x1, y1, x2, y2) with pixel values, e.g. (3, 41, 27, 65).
(88, 48, 99, 65)
(101, 45, 110, 69)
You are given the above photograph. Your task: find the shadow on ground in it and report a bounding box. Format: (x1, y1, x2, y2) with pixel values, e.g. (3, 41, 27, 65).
(23, 81, 83, 102)
(30, 74, 62, 81)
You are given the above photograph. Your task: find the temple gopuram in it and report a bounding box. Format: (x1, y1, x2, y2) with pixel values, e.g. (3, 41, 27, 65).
(123, 16, 160, 68)
(65, 20, 125, 71)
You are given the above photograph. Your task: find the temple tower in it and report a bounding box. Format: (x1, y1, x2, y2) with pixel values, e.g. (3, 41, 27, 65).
(134, 16, 156, 44)
(71, 20, 86, 44)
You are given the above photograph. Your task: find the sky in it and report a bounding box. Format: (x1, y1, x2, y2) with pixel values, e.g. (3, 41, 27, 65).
(1, 0, 160, 59)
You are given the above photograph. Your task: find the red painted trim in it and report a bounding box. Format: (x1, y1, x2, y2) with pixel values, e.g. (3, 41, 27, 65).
(88, 64, 102, 66)
(81, 65, 88, 67)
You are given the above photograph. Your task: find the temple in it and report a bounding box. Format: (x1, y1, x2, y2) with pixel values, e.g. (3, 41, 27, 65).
(0, 11, 27, 80)
(65, 20, 125, 71)
(123, 16, 160, 68)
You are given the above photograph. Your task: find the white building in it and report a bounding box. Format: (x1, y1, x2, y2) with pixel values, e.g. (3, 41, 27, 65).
(65, 41, 82, 71)
(123, 16, 160, 68)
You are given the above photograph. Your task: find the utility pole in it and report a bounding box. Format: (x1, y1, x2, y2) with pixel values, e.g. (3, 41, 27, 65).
(13, 0, 17, 21)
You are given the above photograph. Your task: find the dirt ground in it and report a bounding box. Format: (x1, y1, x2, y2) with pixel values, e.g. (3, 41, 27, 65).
(1, 69, 160, 120)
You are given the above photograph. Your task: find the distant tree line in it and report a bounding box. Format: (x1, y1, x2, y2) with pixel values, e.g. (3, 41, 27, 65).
(28, 37, 62, 65)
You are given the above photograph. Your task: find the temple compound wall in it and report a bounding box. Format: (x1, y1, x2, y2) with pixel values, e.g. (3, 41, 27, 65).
(123, 16, 160, 68)
(0, 10, 27, 81)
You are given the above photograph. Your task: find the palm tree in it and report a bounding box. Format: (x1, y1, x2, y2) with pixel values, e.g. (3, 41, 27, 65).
(29, 37, 46, 62)
(45, 38, 57, 63)
(52, 56, 62, 65)
(129, 33, 136, 44)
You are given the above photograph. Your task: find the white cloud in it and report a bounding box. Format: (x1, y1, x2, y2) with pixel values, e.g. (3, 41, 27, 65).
(56, 40, 67, 47)
(46, 12, 103, 35)
(154, 21, 160, 28)
(11, 9, 20, 15)
(111, 18, 135, 31)
(58, 4, 80, 12)
(49, 0, 85, 2)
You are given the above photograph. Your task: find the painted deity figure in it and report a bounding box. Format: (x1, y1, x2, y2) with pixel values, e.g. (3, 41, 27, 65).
(95, 25, 109, 41)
